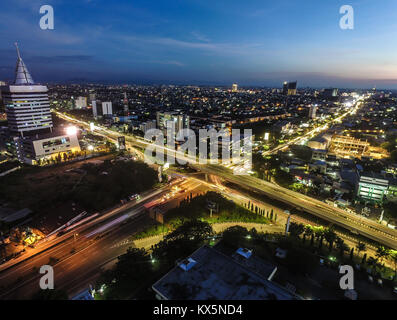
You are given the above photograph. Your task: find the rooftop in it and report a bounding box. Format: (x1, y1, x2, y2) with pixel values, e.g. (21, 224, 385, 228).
(152, 245, 299, 300)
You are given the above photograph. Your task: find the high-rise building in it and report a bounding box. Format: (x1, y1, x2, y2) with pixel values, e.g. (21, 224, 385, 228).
(156, 111, 189, 135)
(309, 105, 317, 119)
(282, 81, 297, 95)
(1, 43, 52, 137)
(74, 96, 87, 109)
(232, 83, 238, 92)
(92, 100, 98, 118)
(323, 88, 338, 98)
(287, 81, 297, 95)
(1, 44, 81, 165)
(102, 101, 113, 115)
(282, 82, 288, 95)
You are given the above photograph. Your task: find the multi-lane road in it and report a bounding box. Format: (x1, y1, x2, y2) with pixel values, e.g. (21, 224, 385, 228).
(195, 164, 397, 249)
(54, 100, 397, 250)
(0, 177, 207, 299)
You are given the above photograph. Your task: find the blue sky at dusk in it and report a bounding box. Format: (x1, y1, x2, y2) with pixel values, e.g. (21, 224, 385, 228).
(1, 0, 397, 88)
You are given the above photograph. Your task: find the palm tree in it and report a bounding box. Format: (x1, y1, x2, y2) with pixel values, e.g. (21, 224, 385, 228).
(324, 228, 337, 252)
(288, 222, 305, 238)
(388, 251, 397, 279)
(349, 248, 354, 261)
(335, 237, 349, 258)
(356, 241, 366, 256)
(367, 256, 379, 274)
(315, 228, 325, 249)
(304, 225, 314, 239)
(302, 225, 312, 244)
(375, 246, 390, 264)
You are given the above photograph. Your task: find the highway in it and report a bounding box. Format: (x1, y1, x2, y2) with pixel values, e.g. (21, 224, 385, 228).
(53, 100, 397, 250)
(0, 180, 178, 273)
(0, 177, 207, 299)
(195, 164, 397, 249)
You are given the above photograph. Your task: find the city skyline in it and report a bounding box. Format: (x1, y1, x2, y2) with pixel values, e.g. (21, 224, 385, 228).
(1, 0, 397, 89)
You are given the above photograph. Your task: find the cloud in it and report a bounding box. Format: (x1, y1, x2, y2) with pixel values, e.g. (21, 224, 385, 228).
(190, 31, 210, 42)
(150, 60, 186, 67)
(29, 55, 94, 63)
(117, 34, 273, 57)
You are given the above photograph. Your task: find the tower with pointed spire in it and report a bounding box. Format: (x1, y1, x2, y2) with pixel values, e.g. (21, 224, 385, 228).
(14, 42, 35, 85)
(1, 43, 52, 136)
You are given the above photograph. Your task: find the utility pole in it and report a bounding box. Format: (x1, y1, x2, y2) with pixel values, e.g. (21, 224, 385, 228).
(379, 209, 384, 223)
(285, 211, 291, 236)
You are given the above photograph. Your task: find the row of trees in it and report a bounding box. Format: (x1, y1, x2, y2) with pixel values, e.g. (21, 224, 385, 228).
(165, 192, 268, 226)
(288, 222, 397, 277)
(244, 200, 277, 221)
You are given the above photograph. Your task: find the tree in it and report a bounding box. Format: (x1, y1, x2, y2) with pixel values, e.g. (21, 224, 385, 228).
(356, 241, 366, 255)
(304, 225, 314, 239)
(375, 246, 390, 264)
(349, 248, 354, 261)
(165, 219, 213, 242)
(96, 247, 151, 299)
(335, 237, 348, 257)
(389, 251, 397, 279)
(323, 228, 337, 252)
(312, 227, 324, 249)
(367, 256, 379, 274)
(288, 222, 305, 238)
(222, 226, 249, 248)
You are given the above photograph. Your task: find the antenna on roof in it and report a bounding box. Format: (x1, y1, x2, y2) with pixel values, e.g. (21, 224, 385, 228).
(15, 42, 21, 60)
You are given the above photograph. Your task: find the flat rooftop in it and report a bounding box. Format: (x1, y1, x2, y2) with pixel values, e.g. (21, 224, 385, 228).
(152, 245, 299, 300)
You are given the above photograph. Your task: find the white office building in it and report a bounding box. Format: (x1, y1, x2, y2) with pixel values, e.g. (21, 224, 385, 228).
(357, 175, 389, 203)
(1, 44, 52, 136)
(13, 131, 81, 165)
(102, 101, 113, 115)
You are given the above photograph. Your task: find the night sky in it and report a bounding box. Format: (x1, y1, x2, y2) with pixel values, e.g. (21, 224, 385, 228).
(1, 0, 397, 88)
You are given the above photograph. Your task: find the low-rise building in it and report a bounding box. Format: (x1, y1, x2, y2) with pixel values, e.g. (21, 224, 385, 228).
(152, 245, 300, 300)
(10, 131, 80, 165)
(356, 174, 389, 204)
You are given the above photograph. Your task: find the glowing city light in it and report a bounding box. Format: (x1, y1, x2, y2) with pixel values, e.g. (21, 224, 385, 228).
(66, 126, 77, 136)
